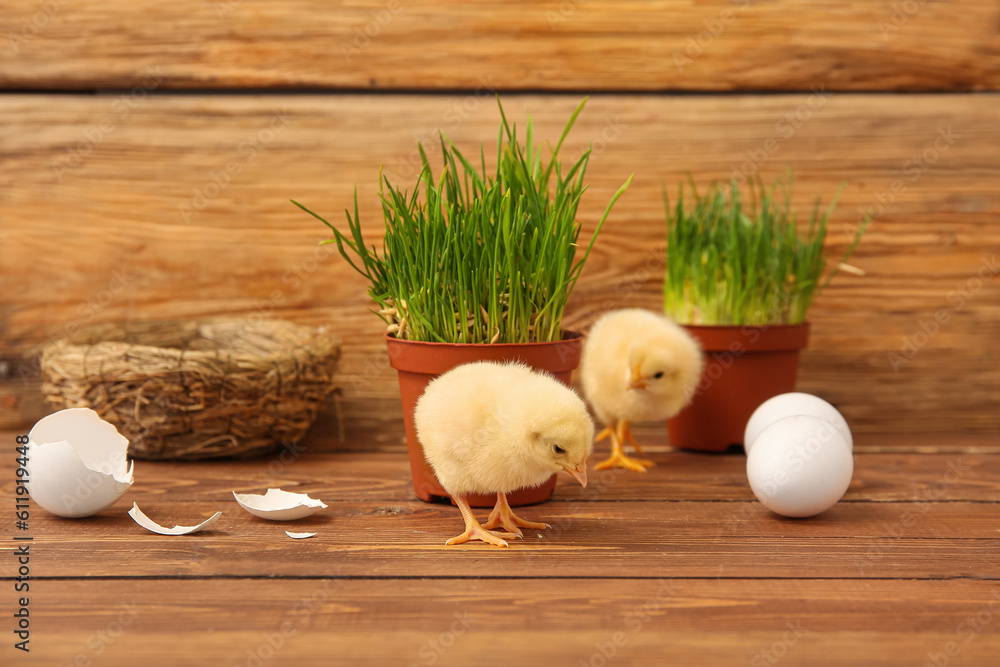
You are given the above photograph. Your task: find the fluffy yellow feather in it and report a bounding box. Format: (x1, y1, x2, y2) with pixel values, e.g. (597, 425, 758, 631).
(416, 361, 593, 547)
(580, 309, 703, 472)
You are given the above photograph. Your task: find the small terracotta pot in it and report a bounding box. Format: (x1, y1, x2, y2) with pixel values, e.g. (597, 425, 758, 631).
(667, 323, 810, 452)
(386, 331, 584, 507)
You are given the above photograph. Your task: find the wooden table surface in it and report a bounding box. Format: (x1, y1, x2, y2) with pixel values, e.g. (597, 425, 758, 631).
(2, 429, 999, 666)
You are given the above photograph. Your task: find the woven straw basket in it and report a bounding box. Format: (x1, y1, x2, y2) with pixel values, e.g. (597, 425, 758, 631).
(40, 319, 341, 460)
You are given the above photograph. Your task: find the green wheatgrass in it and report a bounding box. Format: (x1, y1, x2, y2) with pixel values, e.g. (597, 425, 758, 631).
(294, 97, 633, 344)
(663, 174, 868, 326)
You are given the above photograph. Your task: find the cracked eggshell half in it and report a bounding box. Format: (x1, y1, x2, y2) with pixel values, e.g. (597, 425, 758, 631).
(233, 488, 328, 521)
(26, 408, 134, 518)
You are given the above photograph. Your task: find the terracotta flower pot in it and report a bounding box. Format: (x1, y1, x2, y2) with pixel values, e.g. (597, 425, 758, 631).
(667, 323, 810, 452)
(386, 331, 584, 507)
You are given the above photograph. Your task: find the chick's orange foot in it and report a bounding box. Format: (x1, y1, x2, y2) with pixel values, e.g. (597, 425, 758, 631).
(620, 421, 648, 455)
(482, 492, 551, 537)
(446, 524, 515, 548)
(595, 421, 654, 472)
(446, 495, 518, 548)
(594, 451, 654, 473)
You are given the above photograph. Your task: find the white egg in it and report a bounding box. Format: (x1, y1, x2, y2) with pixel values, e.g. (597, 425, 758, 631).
(26, 408, 134, 518)
(744, 392, 852, 454)
(746, 415, 853, 518)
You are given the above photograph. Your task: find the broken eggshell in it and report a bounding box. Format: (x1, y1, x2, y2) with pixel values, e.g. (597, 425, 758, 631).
(285, 531, 318, 539)
(128, 503, 222, 535)
(233, 488, 328, 521)
(26, 408, 134, 518)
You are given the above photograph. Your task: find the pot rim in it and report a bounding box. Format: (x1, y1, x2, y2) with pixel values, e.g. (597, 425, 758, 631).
(384, 329, 583, 348)
(680, 322, 810, 352)
(385, 330, 584, 374)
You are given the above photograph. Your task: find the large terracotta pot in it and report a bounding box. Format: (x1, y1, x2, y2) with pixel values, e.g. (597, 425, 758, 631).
(667, 323, 810, 452)
(386, 331, 584, 507)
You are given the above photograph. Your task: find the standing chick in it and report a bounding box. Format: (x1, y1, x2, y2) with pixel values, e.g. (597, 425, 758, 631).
(580, 309, 703, 472)
(415, 361, 593, 548)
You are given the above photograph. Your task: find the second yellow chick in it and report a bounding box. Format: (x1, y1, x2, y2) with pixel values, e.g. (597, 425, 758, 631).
(580, 309, 704, 472)
(416, 361, 593, 547)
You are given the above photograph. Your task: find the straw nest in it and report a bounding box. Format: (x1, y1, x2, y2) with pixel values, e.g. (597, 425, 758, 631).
(40, 319, 341, 460)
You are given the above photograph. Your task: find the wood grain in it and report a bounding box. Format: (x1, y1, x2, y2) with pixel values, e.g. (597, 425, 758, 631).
(4, 6, 997, 664)
(3, 433, 998, 665)
(4, 448, 995, 505)
(8, 502, 999, 579)
(1, 94, 997, 436)
(3, 446, 998, 580)
(2, 1, 998, 92)
(18, 579, 1000, 667)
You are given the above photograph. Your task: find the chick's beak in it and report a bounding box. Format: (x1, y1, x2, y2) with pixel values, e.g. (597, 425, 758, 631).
(562, 461, 588, 488)
(628, 363, 648, 390)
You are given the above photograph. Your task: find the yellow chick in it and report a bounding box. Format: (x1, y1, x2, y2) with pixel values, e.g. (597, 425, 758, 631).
(580, 309, 703, 472)
(415, 361, 593, 548)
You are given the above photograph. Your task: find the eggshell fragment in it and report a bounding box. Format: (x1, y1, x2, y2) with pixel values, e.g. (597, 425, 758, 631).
(26, 408, 134, 518)
(232, 489, 328, 521)
(128, 503, 222, 535)
(285, 531, 318, 539)
(744, 392, 853, 454)
(746, 415, 854, 518)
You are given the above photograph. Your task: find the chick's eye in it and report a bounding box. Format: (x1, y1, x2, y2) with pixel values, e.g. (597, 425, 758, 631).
(552, 444, 566, 455)
(653, 372, 664, 379)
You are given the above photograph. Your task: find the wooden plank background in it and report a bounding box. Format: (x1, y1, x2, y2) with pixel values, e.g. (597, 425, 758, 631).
(2, 1, 999, 91)
(3, 438, 999, 665)
(13, 448, 999, 580)
(19, 579, 1000, 666)
(1, 2, 998, 440)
